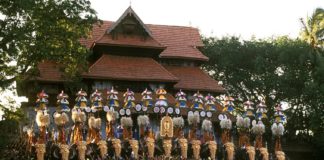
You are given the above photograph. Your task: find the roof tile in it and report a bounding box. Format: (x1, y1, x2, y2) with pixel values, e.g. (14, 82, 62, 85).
(83, 54, 178, 82)
(165, 66, 225, 93)
(96, 33, 164, 48)
(80, 21, 208, 61)
(35, 61, 65, 82)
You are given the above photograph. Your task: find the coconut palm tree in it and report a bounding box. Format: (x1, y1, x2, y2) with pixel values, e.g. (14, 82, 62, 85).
(300, 8, 324, 49)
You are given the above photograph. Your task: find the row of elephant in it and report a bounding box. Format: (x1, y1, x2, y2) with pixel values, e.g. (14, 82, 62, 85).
(26, 138, 287, 160)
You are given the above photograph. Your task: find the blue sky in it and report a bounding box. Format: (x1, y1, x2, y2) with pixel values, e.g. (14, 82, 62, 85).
(91, 0, 324, 39)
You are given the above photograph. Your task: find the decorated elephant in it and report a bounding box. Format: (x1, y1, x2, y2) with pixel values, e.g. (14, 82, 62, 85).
(224, 142, 235, 160)
(200, 142, 211, 159)
(85, 143, 101, 160)
(120, 140, 133, 159)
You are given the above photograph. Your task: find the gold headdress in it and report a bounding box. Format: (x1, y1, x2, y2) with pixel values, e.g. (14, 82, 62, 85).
(160, 115, 173, 138)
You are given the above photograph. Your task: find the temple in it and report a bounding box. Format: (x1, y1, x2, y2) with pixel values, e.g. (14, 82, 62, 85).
(17, 7, 289, 160)
(21, 6, 224, 107)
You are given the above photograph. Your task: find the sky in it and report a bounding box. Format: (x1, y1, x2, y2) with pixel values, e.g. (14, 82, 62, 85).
(91, 0, 324, 39)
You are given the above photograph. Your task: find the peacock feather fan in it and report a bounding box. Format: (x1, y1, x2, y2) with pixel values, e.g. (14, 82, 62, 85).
(36, 111, 50, 127)
(121, 117, 133, 128)
(106, 110, 118, 122)
(94, 118, 101, 129)
(71, 109, 86, 123)
(172, 117, 185, 128)
(202, 119, 213, 132)
(137, 115, 150, 127)
(271, 123, 285, 136)
(220, 119, 232, 129)
(188, 113, 200, 125)
(54, 112, 69, 126)
(88, 116, 96, 129)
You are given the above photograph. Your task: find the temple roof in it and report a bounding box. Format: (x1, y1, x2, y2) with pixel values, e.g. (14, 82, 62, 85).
(165, 66, 225, 93)
(148, 24, 207, 61)
(106, 7, 153, 37)
(82, 54, 178, 82)
(34, 59, 224, 93)
(31, 7, 223, 93)
(95, 34, 164, 49)
(80, 19, 207, 61)
(94, 7, 164, 49)
(35, 61, 65, 82)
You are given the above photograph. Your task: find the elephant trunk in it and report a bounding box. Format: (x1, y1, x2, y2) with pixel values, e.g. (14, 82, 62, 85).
(130, 139, 139, 159)
(275, 151, 285, 160)
(207, 141, 217, 160)
(77, 141, 87, 160)
(112, 139, 122, 158)
(163, 139, 172, 157)
(35, 143, 46, 160)
(259, 147, 269, 160)
(179, 138, 188, 159)
(191, 140, 201, 160)
(98, 140, 108, 158)
(224, 142, 235, 160)
(146, 137, 155, 159)
(59, 144, 70, 160)
(246, 146, 255, 160)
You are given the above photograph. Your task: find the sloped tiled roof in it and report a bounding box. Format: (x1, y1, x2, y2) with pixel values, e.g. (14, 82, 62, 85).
(35, 61, 65, 82)
(165, 66, 225, 93)
(82, 54, 178, 82)
(95, 33, 164, 49)
(34, 59, 225, 93)
(107, 7, 153, 37)
(95, 6, 164, 49)
(79, 21, 208, 61)
(147, 24, 207, 61)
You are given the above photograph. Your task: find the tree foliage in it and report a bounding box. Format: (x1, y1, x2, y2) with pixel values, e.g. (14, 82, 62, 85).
(300, 8, 324, 49)
(201, 36, 324, 158)
(0, 0, 100, 88)
(0, 0, 99, 152)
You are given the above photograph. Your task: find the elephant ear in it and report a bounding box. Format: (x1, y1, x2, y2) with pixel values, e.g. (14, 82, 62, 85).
(154, 141, 163, 156)
(187, 143, 193, 157)
(200, 144, 210, 158)
(69, 144, 78, 159)
(54, 145, 62, 159)
(86, 143, 99, 156)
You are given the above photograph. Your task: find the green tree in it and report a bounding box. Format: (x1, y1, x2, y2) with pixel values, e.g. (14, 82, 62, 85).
(299, 8, 324, 159)
(201, 36, 324, 159)
(0, 0, 100, 88)
(300, 8, 324, 49)
(0, 0, 99, 154)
